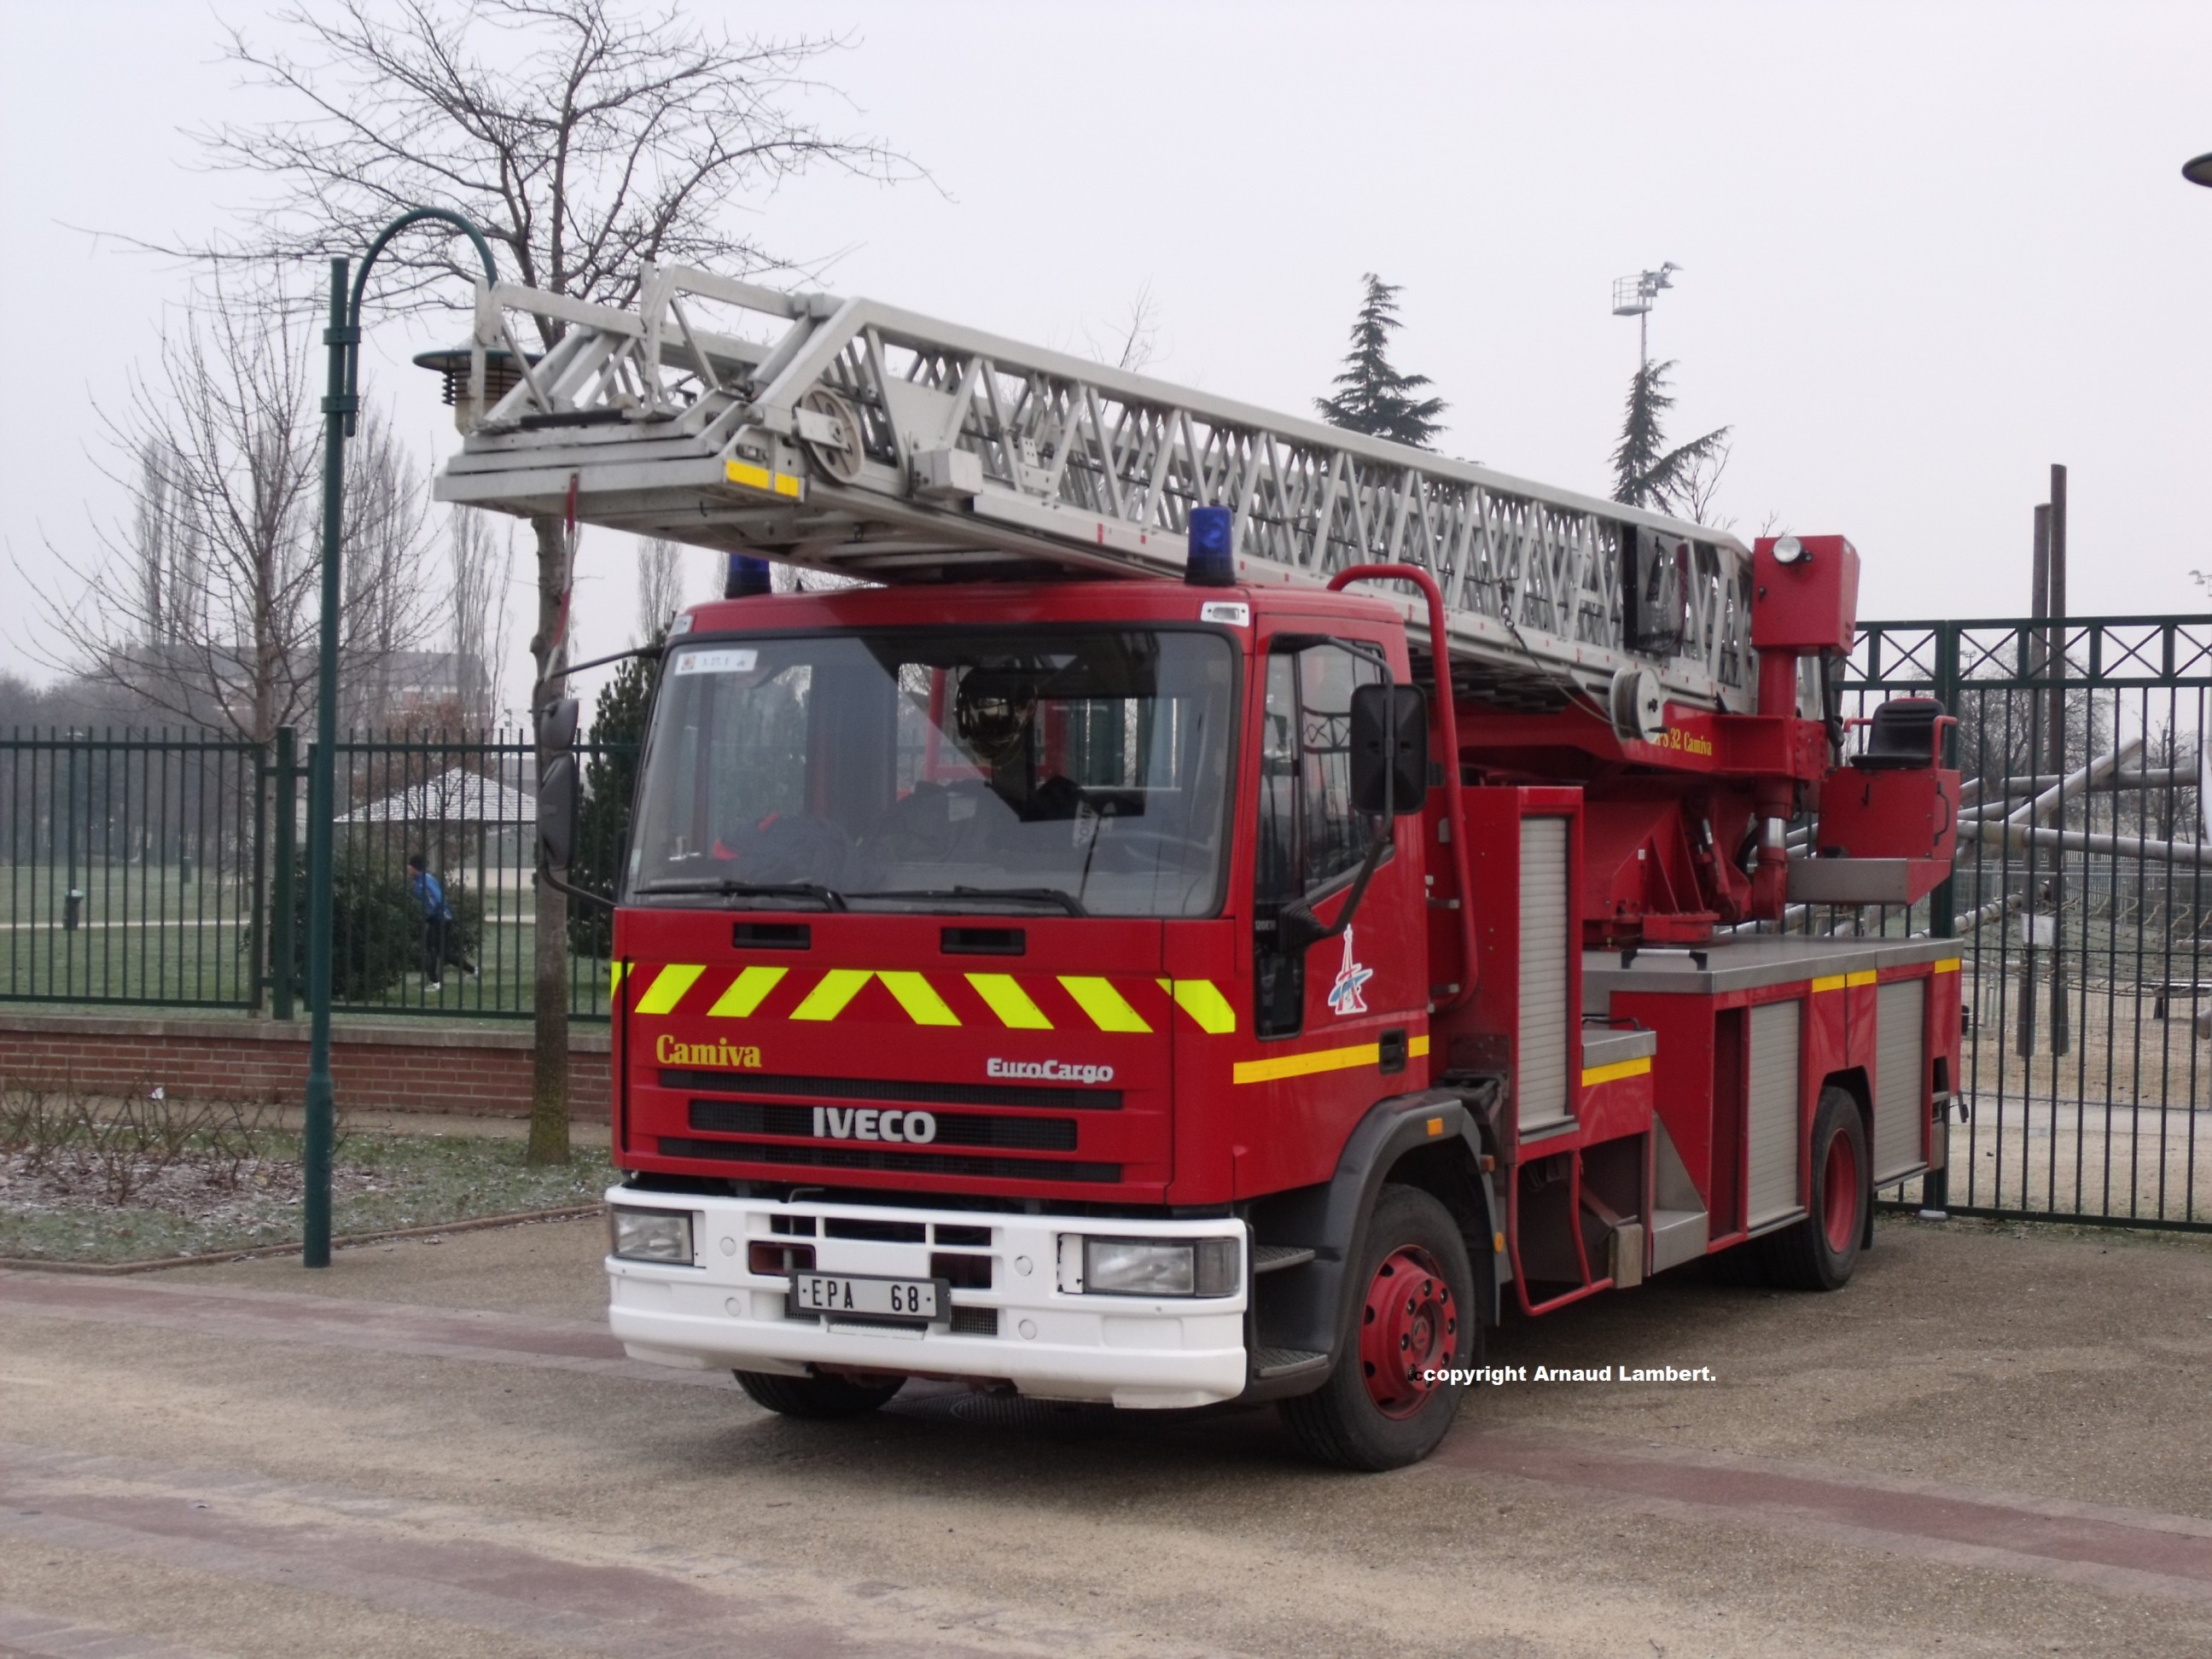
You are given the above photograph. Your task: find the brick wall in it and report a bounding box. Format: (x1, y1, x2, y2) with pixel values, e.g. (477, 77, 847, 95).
(0, 1012, 612, 1121)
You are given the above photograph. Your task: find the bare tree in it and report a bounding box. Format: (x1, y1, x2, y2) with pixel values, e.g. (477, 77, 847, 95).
(637, 538, 685, 643)
(24, 280, 323, 747)
(341, 410, 441, 731)
(195, 0, 911, 1161)
(1673, 438, 1734, 531)
(451, 508, 515, 729)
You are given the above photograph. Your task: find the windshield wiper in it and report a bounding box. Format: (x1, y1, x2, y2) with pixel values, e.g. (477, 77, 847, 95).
(637, 877, 847, 911)
(854, 885, 1088, 917)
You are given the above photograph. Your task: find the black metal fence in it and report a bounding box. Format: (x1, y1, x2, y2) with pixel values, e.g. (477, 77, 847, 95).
(0, 728, 627, 1022)
(8, 619, 2210, 1229)
(1830, 615, 2212, 1231)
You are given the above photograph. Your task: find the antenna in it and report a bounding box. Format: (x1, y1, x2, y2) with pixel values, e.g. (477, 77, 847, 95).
(1610, 263, 1681, 370)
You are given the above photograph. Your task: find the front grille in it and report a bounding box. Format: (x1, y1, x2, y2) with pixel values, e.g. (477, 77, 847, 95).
(657, 1136, 1122, 1185)
(660, 1069, 1121, 1111)
(688, 1099, 1078, 1151)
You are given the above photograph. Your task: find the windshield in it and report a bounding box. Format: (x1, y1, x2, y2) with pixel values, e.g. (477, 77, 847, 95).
(626, 627, 1237, 917)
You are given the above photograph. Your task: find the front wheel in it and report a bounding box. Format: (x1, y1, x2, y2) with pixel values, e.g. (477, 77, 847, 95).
(736, 1369, 905, 1419)
(1755, 1086, 1868, 1291)
(1279, 1185, 1478, 1471)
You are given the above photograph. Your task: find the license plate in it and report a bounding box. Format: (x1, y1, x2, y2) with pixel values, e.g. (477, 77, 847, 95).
(789, 1272, 941, 1321)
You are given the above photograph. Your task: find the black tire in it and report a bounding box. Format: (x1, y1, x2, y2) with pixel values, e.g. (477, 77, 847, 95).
(735, 1369, 905, 1419)
(1755, 1086, 1868, 1292)
(1279, 1185, 1479, 1471)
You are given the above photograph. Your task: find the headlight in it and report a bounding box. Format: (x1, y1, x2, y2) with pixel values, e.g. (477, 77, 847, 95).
(1067, 1235, 1240, 1297)
(609, 1205, 696, 1266)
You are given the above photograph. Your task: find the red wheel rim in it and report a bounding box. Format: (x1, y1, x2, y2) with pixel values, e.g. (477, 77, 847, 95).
(1820, 1124, 1860, 1254)
(1359, 1246, 1456, 1419)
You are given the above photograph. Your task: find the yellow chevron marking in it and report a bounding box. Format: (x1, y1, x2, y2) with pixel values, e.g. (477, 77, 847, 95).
(1155, 977, 1237, 1034)
(968, 973, 1052, 1029)
(1933, 957, 1962, 975)
(1059, 975, 1151, 1033)
(609, 961, 629, 998)
(1845, 969, 1878, 987)
(1581, 1057, 1653, 1087)
(878, 970, 961, 1026)
(634, 963, 704, 1016)
(1811, 975, 1848, 993)
(707, 964, 788, 1018)
(1234, 1041, 1380, 1085)
(790, 969, 873, 1021)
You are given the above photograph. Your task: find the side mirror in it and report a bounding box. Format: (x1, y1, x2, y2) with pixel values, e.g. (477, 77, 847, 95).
(538, 753, 578, 876)
(1349, 683, 1429, 817)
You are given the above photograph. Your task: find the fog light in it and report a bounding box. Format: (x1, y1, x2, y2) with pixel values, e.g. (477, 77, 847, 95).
(1074, 1236, 1240, 1297)
(609, 1205, 696, 1266)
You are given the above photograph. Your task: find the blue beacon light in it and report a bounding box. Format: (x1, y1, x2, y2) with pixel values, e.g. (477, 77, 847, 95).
(1185, 506, 1236, 587)
(724, 554, 772, 599)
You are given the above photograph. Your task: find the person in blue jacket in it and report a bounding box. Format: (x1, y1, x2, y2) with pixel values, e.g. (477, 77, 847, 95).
(406, 853, 477, 991)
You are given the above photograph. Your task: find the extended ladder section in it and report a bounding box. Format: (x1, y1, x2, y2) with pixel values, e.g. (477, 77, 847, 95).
(433, 264, 1758, 713)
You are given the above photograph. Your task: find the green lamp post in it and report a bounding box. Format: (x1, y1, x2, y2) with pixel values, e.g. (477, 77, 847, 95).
(304, 209, 498, 1267)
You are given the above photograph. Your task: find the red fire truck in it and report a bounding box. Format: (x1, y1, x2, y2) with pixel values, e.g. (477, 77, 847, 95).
(436, 268, 1960, 1469)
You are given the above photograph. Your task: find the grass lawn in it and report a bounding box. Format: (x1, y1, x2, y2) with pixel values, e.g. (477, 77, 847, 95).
(1, 1118, 612, 1264)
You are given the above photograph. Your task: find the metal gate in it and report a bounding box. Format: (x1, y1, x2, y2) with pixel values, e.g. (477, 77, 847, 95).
(1825, 614, 2212, 1231)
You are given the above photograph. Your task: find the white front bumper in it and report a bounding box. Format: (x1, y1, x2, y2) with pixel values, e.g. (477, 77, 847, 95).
(603, 1189, 1250, 1409)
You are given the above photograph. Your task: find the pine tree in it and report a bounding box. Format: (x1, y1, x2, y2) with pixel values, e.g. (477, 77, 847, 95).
(1316, 274, 1447, 448)
(567, 647, 658, 960)
(1610, 360, 1730, 514)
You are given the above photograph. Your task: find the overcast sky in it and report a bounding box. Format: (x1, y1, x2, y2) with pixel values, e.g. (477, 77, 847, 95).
(4, 1, 2210, 719)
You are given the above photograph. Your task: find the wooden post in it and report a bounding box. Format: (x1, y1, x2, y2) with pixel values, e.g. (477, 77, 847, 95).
(2048, 465, 2070, 1057)
(2017, 504, 2049, 1058)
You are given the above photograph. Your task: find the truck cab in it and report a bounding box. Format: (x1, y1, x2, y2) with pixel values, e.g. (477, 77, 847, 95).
(599, 575, 1491, 1465)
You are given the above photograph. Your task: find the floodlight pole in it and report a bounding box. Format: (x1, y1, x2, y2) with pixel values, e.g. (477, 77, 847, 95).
(304, 208, 497, 1268)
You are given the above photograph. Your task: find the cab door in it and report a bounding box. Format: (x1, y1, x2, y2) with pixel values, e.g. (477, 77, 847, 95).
(1234, 632, 1429, 1196)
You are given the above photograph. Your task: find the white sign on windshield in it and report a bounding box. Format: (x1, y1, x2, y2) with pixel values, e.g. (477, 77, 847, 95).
(673, 649, 760, 676)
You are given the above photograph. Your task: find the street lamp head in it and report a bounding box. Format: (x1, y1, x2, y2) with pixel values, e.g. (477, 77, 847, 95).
(2185, 153, 2212, 189)
(412, 342, 538, 432)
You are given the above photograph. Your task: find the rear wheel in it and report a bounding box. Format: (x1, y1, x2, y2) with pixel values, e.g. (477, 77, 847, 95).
(1756, 1086, 1868, 1291)
(735, 1369, 905, 1419)
(1280, 1185, 1478, 1471)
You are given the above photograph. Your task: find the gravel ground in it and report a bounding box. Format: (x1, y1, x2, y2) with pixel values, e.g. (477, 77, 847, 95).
(2, 1213, 2209, 1656)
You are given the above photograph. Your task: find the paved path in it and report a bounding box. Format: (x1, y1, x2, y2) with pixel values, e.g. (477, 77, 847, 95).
(3, 1216, 2209, 1656)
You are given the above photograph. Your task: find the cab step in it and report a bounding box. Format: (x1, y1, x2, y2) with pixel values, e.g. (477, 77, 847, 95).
(1251, 1347, 1330, 1381)
(1252, 1245, 1317, 1274)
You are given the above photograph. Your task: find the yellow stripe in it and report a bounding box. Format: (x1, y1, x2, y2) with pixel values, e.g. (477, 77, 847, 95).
(634, 963, 704, 1016)
(1234, 1041, 1380, 1085)
(791, 969, 873, 1021)
(1411, 1034, 1430, 1058)
(1845, 970, 1878, 987)
(707, 964, 787, 1018)
(1933, 958, 1962, 975)
(1158, 977, 1237, 1035)
(877, 970, 961, 1027)
(1811, 975, 1847, 993)
(968, 973, 1053, 1029)
(725, 457, 806, 501)
(1581, 1057, 1653, 1087)
(1059, 975, 1152, 1033)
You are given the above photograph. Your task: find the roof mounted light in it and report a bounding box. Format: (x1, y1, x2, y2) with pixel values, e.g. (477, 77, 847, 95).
(724, 554, 772, 599)
(1186, 506, 1235, 587)
(1771, 534, 1808, 567)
